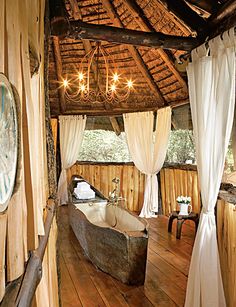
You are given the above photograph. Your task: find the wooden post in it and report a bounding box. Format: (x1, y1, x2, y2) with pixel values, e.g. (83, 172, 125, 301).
(52, 36, 66, 114)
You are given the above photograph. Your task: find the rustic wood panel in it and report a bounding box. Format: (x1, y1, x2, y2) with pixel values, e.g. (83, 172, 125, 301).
(160, 167, 201, 215)
(35, 218, 59, 307)
(0, 0, 59, 304)
(217, 200, 236, 307)
(67, 162, 146, 212)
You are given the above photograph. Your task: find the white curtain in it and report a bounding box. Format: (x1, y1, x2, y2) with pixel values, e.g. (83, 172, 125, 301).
(123, 107, 171, 218)
(58, 115, 86, 205)
(185, 28, 236, 307)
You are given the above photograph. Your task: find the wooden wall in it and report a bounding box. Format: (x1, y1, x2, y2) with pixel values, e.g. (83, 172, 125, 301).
(68, 162, 146, 212)
(68, 163, 201, 215)
(160, 165, 201, 215)
(217, 200, 236, 307)
(0, 0, 59, 305)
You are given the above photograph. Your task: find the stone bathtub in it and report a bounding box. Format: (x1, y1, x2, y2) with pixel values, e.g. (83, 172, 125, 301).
(68, 200, 149, 285)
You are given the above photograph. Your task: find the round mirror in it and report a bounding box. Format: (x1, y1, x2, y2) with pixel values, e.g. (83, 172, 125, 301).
(0, 74, 18, 212)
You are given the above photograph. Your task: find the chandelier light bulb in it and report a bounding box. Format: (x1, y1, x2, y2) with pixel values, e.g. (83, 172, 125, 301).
(63, 79, 69, 88)
(113, 72, 119, 82)
(78, 72, 84, 81)
(80, 84, 86, 92)
(127, 79, 133, 89)
(110, 84, 116, 92)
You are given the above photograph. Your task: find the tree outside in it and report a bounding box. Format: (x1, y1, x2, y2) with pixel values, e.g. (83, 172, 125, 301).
(78, 129, 197, 164)
(78, 130, 132, 162)
(166, 130, 196, 164)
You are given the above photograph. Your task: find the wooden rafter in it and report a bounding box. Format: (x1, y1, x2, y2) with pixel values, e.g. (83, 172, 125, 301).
(156, 0, 192, 35)
(185, 0, 219, 14)
(109, 117, 121, 135)
(101, 0, 166, 106)
(124, 0, 188, 93)
(158, 0, 207, 34)
(52, 36, 66, 113)
(208, 0, 236, 27)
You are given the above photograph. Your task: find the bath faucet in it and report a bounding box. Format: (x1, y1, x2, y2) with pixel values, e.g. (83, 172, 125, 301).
(108, 177, 127, 208)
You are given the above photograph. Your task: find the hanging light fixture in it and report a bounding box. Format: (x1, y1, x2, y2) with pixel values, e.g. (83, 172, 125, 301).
(61, 0, 133, 105)
(61, 41, 134, 105)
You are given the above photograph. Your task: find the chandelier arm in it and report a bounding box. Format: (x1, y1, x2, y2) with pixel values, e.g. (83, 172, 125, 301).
(100, 47, 109, 93)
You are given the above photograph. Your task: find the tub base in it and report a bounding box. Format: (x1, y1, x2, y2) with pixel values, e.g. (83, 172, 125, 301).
(69, 203, 148, 285)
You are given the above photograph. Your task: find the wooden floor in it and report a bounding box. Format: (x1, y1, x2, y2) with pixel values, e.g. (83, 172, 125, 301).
(58, 206, 195, 307)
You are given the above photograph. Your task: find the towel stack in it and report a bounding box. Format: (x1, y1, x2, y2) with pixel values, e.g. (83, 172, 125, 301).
(74, 181, 95, 200)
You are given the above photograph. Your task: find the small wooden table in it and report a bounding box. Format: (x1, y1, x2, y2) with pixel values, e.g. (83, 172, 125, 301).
(168, 211, 199, 239)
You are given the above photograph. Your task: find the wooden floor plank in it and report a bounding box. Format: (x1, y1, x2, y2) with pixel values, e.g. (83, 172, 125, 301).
(148, 249, 188, 290)
(59, 256, 83, 307)
(58, 206, 195, 307)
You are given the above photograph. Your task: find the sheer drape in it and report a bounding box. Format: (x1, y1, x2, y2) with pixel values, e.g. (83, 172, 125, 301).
(185, 28, 236, 307)
(58, 115, 86, 205)
(123, 108, 171, 218)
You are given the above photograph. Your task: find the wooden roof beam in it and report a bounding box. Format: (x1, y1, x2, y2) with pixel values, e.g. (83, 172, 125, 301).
(155, 0, 207, 34)
(52, 20, 198, 51)
(185, 0, 219, 14)
(52, 36, 66, 114)
(124, 0, 188, 92)
(101, 0, 167, 106)
(109, 117, 121, 135)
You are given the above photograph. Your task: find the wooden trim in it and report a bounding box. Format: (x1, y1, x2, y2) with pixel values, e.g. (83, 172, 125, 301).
(52, 36, 66, 114)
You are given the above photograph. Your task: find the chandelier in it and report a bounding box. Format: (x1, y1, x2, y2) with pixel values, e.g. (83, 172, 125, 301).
(61, 42, 134, 105)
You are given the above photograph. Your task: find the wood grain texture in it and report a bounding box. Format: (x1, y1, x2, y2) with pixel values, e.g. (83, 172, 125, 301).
(160, 168, 201, 215)
(0, 0, 59, 304)
(217, 200, 236, 307)
(67, 162, 146, 212)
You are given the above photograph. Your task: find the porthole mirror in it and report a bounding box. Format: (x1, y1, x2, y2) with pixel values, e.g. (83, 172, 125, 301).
(0, 74, 18, 212)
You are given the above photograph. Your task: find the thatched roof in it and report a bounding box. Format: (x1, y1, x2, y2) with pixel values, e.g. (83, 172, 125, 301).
(48, 0, 235, 120)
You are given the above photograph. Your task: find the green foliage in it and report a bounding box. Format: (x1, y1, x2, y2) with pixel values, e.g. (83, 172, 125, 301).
(165, 130, 196, 164)
(78, 130, 132, 162)
(78, 129, 235, 170)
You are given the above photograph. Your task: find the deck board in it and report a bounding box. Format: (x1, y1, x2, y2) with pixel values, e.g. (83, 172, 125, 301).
(58, 206, 194, 307)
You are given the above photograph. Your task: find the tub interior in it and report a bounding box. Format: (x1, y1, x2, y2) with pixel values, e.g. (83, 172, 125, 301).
(74, 202, 146, 232)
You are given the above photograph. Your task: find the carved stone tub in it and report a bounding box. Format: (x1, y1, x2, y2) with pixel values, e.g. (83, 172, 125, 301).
(69, 200, 149, 285)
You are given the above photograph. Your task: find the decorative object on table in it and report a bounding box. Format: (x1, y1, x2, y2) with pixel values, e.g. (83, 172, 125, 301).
(0, 74, 18, 212)
(168, 211, 199, 239)
(176, 195, 192, 215)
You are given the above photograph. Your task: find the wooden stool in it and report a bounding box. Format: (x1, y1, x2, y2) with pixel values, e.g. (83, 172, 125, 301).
(168, 211, 199, 239)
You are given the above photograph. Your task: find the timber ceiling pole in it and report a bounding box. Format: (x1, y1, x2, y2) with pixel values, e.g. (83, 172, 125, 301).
(124, 0, 188, 93)
(101, 0, 166, 106)
(52, 36, 66, 113)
